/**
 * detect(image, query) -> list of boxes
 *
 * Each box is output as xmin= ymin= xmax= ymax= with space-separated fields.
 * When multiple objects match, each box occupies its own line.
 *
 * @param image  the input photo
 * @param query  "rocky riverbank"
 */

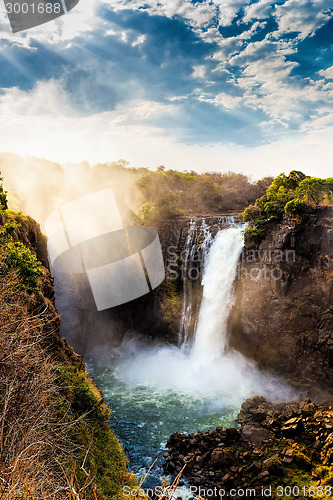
xmin=164 ymin=396 xmax=333 ymax=499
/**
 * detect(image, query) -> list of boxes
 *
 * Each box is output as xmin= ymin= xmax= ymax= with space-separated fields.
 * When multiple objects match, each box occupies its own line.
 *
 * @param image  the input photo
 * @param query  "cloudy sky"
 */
xmin=0 ymin=0 xmax=332 ymax=178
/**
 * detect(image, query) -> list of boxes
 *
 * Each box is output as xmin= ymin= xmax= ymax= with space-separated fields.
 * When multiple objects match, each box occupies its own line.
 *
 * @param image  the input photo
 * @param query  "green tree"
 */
xmin=0 ymin=220 xmax=44 ymax=294
xmin=242 ymin=170 xmax=333 ymax=245
xmin=285 ymin=198 xmax=306 ymax=216
xmin=297 ymin=177 xmax=325 ymax=205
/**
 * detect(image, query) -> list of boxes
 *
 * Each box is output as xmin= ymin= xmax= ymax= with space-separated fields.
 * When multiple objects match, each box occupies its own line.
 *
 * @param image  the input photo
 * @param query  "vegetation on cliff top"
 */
xmin=136 ymin=167 xmax=273 ymax=226
xmin=242 ymin=170 xmax=333 ymax=244
xmin=0 ymin=175 xmax=44 ymax=295
xmin=0 ymin=174 xmax=138 ymax=499
xmin=0 ymin=155 xmax=273 ymax=228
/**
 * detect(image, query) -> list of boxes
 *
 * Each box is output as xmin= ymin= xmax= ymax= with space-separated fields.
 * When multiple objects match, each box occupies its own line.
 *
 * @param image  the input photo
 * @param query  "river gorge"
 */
xmin=51 ymin=211 xmax=333 ymax=493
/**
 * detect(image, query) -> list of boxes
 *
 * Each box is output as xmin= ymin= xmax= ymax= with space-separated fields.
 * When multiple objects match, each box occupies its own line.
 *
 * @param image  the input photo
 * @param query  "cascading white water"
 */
xmin=178 ymin=218 xmax=223 ymax=346
xmin=80 ymin=220 xmax=297 ymax=491
xmin=191 ymin=226 xmax=244 ymax=364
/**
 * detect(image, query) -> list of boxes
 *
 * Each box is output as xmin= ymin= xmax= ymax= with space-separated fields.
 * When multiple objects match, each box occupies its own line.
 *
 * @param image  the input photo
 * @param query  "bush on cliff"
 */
xmin=284 ymin=198 xmax=307 ymax=217
xmin=242 ymin=171 xmax=333 ymax=245
xmin=0 ymin=218 xmax=44 ymax=295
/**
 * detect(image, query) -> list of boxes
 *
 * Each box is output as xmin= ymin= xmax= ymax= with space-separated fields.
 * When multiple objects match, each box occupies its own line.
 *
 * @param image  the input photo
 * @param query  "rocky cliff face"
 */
xmin=228 ymin=207 xmax=333 ymax=397
xmin=57 ymin=215 xmax=226 ymax=355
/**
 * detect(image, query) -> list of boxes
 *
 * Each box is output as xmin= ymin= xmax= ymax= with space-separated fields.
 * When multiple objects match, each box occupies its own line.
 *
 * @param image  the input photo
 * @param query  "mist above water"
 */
xmin=114 ymin=226 xmax=296 ymax=407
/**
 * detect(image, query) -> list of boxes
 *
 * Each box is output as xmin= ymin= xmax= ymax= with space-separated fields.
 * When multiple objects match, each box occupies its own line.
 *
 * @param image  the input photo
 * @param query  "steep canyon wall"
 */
xmin=228 ymin=207 xmax=333 ymax=396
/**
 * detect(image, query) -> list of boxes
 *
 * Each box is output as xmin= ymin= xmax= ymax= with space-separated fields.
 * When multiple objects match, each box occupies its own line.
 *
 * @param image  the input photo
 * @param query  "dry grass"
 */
xmin=126 ymin=463 xmax=204 ymax=500
xmin=0 ymin=268 xmax=91 ymax=499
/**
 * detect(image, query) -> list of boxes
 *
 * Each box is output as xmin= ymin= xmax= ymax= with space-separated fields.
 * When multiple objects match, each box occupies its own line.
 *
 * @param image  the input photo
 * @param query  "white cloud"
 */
xmin=192 ymin=65 xmax=206 ymax=79
xmin=0 ymin=80 xmax=72 ymax=116
xmin=216 ymin=36 xmax=333 ymax=125
xmin=0 ymin=79 xmax=331 ymax=181
xmin=319 ymin=66 xmax=333 ymax=80
xmin=213 ymin=0 xmax=250 ymax=26
xmin=109 ymin=0 xmax=216 ymax=28
xmin=204 ymin=91 xmax=242 ymax=109
xmin=243 ymin=0 xmax=274 ymax=22
xmin=274 ymin=0 xmax=332 ymax=39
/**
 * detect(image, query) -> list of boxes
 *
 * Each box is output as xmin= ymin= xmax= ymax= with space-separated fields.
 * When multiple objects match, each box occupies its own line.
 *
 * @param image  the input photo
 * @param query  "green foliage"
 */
xmin=242 ymin=204 xmax=262 ymax=222
xmin=0 ymin=220 xmax=44 ymax=294
xmin=57 ymin=366 xmax=106 ymax=419
xmin=297 ymin=177 xmax=329 ymax=205
xmin=285 ymin=198 xmax=306 ymax=216
xmin=242 ymin=170 xmax=333 ymax=245
xmin=56 ymin=366 xmax=137 ymax=499
xmin=242 ymin=221 xmax=267 ymax=244
xmin=161 ymin=281 xmax=182 ymax=326
xmin=0 ymin=173 xmax=42 ymax=294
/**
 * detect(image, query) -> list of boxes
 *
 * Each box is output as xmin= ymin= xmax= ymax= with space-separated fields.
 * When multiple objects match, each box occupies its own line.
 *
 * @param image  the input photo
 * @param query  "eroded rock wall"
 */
xmin=228 ymin=207 xmax=333 ymax=395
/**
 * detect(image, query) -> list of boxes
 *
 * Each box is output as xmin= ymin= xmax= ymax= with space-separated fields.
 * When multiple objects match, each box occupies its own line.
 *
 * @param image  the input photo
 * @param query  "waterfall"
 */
xmin=178 ymin=218 xmax=236 ymax=346
xmin=91 ymin=218 xmax=296 ymax=491
xmin=191 ymin=226 xmax=244 ymax=364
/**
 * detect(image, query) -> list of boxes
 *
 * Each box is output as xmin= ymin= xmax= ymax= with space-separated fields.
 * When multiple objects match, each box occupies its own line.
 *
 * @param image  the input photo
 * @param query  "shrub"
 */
xmin=0 ymin=220 xmax=44 ymax=294
xmin=242 ymin=170 xmax=333 ymax=245
xmin=0 ymin=172 xmax=8 ymax=211
xmin=242 ymin=204 xmax=262 ymax=222
xmin=285 ymin=198 xmax=307 ymax=216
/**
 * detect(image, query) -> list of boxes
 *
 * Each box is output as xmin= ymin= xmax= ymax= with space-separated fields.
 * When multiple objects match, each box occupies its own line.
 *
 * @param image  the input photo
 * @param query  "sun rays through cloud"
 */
xmin=0 ymin=0 xmax=332 ymax=175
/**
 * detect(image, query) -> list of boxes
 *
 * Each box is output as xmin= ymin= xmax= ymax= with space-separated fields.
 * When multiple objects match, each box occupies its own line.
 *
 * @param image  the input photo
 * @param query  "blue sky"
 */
xmin=0 ymin=0 xmax=332 ymax=178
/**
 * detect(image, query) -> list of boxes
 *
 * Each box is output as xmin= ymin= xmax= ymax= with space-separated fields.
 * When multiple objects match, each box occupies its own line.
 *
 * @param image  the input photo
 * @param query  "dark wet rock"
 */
xmin=164 ymin=396 xmax=333 ymax=495
xmin=241 ymin=425 xmax=274 ymax=446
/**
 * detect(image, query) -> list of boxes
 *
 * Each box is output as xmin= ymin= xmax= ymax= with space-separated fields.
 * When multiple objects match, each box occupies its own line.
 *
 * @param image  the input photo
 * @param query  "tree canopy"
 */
xmin=242 ymin=171 xmax=333 ymax=244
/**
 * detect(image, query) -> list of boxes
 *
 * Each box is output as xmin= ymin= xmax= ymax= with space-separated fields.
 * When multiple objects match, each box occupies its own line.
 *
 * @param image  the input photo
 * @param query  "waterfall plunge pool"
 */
xmin=86 ymin=341 xmax=294 ymax=488
xmin=86 ymin=346 xmax=242 ymax=488
xmin=85 ymin=226 xmax=296 ymax=488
